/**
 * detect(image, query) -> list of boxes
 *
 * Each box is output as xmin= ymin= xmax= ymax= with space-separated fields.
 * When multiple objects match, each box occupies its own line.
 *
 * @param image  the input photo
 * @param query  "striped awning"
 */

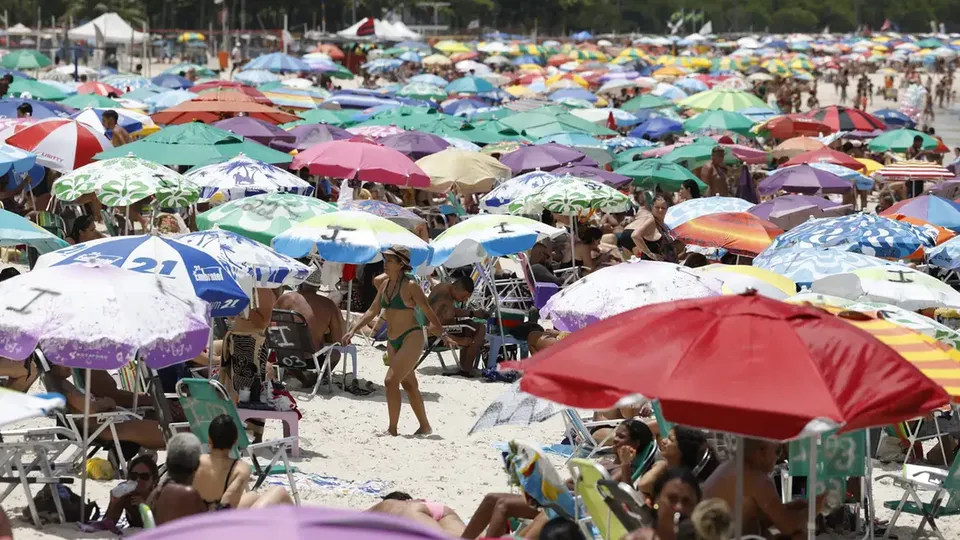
xmin=876 ymin=160 xmax=955 ymax=181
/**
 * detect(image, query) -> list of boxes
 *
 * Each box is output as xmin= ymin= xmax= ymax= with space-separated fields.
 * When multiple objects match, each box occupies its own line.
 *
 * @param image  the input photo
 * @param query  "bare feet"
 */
xmin=382 ymin=426 xmax=399 ymax=437
xmin=413 ymin=425 xmax=433 ymax=436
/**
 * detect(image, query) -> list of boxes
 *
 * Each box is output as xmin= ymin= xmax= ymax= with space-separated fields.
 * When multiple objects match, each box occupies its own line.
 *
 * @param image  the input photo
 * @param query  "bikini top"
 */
xmin=202 ymin=459 xmax=239 ymax=510
xmin=380 ymin=274 xmax=416 ymax=311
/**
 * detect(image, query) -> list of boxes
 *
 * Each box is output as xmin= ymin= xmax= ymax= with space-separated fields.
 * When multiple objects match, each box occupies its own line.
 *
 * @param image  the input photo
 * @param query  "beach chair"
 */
xmin=878 ymin=457 xmax=960 ymax=540
xmin=568 ymin=458 xmax=630 ymax=540
xmin=0 ymin=426 xmax=79 ymax=527
xmin=506 ymin=441 xmax=578 ymax=521
xmin=595 ymin=479 xmax=649 ymax=532
xmin=267 ymin=309 xmax=358 ymax=396
xmin=175 ymin=377 xmax=301 ymax=505
xmin=561 ymin=409 xmax=622 ymax=458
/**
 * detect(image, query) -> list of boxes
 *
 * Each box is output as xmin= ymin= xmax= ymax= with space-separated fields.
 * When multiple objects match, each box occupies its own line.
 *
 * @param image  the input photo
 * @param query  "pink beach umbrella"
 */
xmin=292 ymin=137 xmax=430 ymax=187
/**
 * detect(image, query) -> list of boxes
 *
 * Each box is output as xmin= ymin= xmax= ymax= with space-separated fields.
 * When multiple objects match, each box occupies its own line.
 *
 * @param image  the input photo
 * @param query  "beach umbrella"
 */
xmin=410 ymin=74 xmax=448 ymax=87
xmin=151 ymin=73 xmax=193 ymax=90
xmin=8 ymin=79 xmax=67 ymax=101
xmin=197 ymin=193 xmax=336 ymax=246
xmin=161 ymin=62 xmax=216 ymax=77
xmin=396 ymin=82 xmax=447 ymax=101
xmin=143 ymin=89 xmax=198 ymax=112
xmin=244 ymin=52 xmax=312 ymax=73
xmin=446 ymin=76 xmax=494 ymax=95
xmin=196 ymin=81 xmax=271 ymax=103
xmin=806 ymin=162 xmax=875 ymax=191
xmin=620 ymin=94 xmax=674 ymax=113
xmin=100 ymin=75 xmax=154 ymax=91
xmin=569 ymin=108 xmax=642 ymax=127
xmin=185 ymin=155 xmax=313 ymax=202
xmin=271 ymin=124 xmax=352 ymax=153
xmin=212 ymin=116 xmax=295 ymax=146
xmin=664 ymin=196 xmax=754 ymax=229
xmin=511 ymin=293 xmax=949 ymax=441
xmin=871 ymin=109 xmax=916 ymax=129
xmin=677 ymin=88 xmax=768 ymax=112
xmin=811 ymin=266 xmax=960 ymax=310
xmin=292 ymin=138 xmax=428 ymax=187
xmin=550 ymin=165 xmax=630 ymax=186
xmin=683 ymin=110 xmax=755 ymax=136
xmin=770 ymin=136 xmax=825 ymax=159
xmin=697 ymin=264 xmax=797 ymax=299
xmin=628 ymin=117 xmax=683 ymax=139
xmin=758 ymin=164 xmax=854 ymax=197
xmin=272 ymin=210 xmax=431 ymax=266
xmin=479 ymin=170 xmax=556 ymax=214
xmin=0 ymin=387 xmax=65 ymax=427
xmin=1 ymin=50 xmax=51 ymax=70
xmin=468 ymin=382 xmax=562 ymax=435
xmin=875 ymin=160 xmax=954 ymax=182
xmin=61 ymin=94 xmax=123 ymax=109
xmin=339 ymin=200 xmax=425 ymax=230
xmin=429 ymin=214 xmax=563 ymax=268
xmin=295 ymin=108 xmax=357 ymax=127
xmin=346 ymin=125 xmax=407 ymax=138
xmin=615 ymin=158 xmax=706 ymax=192
xmin=177 ymin=229 xmax=311 ymax=289
xmin=661 ymin=142 xmax=740 ymax=170
xmin=71 ymin=108 xmax=154 ymax=137
xmin=753 ymin=247 xmax=897 ymax=287
xmin=880 ymin=195 xmax=960 ymax=232
xmin=779 ymin=148 xmax=865 ymax=171
xmin=150 ymin=90 xmax=298 ymax=125
xmin=94 ymin=122 xmax=293 ymax=166
xmin=498 ymin=111 xmax=616 ymax=139
xmin=765 ymin=213 xmax=937 ymax=260
xmin=674 ymin=77 xmax=709 ymax=94
xmin=76 ymin=81 xmax=124 ymax=97
xmin=673 ymin=212 xmax=782 ymax=257
xmin=415 ymin=149 xmax=512 ymax=194
xmin=0 ymin=208 xmax=68 ymax=254
xmin=233 ymin=70 xmax=281 ymax=85
xmin=0 ymin=141 xmax=36 ymax=175
xmin=867 ymin=129 xmax=938 ymax=153
xmin=499 ymin=143 xmax=594 ymax=174
xmin=121 ymin=85 xmax=167 ymax=102
xmin=807 ymin=106 xmax=886 ymax=132
xmin=0 ymin=98 xmax=73 ymax=119
xmin=543 ymin=261 xmax=723 ymax=332
xmin=757 ymin=115 xmax=833 ymax=139
xmin=926 ymin=234 xmax=960 ymax=270
xmin=53 ymin=156 xmax=198 ymax=208
xmin=548 ymin=88 xmax=597 ymax=104
xmin=508 ymin=174 xmax=633 ymax=215
xmin=378 ymin=131 xmax=450 ymax=159
xmin=748 ymin=194 xmax=853 ymax=230
xmin=36 ymin=235 xmax=249 ymax=317
xmin=6 ymin=119 xmax=110 ymax=173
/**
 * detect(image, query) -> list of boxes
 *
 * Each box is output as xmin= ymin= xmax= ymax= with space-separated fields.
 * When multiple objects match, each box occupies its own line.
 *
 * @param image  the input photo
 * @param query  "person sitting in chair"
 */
xmin=274 ymin=267 xmax=345 ymax=384
xmin=147 ymin=433 xmax=207 ymax=526
xmin=428 ymin=275 xmax=488 ymax=377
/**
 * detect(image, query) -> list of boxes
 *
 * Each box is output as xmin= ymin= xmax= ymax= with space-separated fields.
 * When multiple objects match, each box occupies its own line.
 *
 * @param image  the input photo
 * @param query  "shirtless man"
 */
xmin=428 ymin=276 xmax=487 ymax=375
xmin=147 ymin=433 xmax=207 ymax=526
xmin=703 ymin=438 xmax=823 ymax=539
xmin=697 ymin=147 xmax=730 ymax=197
xmin=101 ymin=110 xmax=131 ymax=147
xmin=274 ymin=269 xmax=345 ymax=374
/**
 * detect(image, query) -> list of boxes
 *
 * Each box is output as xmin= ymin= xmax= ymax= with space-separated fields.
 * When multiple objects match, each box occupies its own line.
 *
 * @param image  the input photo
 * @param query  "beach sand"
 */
xmin=5 ymin=65 xmax=960 ymax=539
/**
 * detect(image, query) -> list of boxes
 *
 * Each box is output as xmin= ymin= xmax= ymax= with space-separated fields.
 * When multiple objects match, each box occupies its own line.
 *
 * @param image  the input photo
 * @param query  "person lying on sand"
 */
xmin=368 ymin=491 xmax=466 ymax=536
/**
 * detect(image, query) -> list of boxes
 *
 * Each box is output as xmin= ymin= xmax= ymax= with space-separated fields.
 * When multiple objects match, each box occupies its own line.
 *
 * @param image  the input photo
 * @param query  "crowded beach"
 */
xmin=4 ymin=14 xmax=960 ymax=540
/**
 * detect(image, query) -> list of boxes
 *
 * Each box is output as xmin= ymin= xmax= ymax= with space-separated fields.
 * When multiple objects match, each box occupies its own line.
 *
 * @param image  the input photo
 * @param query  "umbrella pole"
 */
xmin=343 ymin=279 xmax=352 ymax=384
xmin=79 ymin=368 xmax=91 ymax=524
xmin=132 ymin=356 xmax=139 ymax=410
xmin=808 ymin=435 xmax=819 ymax=540
xmin=734 ymin=435 xmax=744 ymax=539
xmin=569 ymin=214 xmax=578 ymax=280
xmin=863 ymin=430 xmax=875 ymax=540
xmin=479 ymin=261 xmax=507 ymax=366
xmin=208 ymin=319 xmax=217 ymax=380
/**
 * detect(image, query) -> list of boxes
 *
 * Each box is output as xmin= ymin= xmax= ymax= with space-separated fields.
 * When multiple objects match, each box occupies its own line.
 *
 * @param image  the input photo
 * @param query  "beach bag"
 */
xmin=26 ymin=484 xmax=100 ymax=524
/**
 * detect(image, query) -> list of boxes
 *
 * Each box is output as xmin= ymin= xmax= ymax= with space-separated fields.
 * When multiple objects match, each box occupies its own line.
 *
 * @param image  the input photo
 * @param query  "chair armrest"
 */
xmin=248 ymin=436 xmax=299 ymax=453
xmin=67 ymin=410 xmax=144 ymax=421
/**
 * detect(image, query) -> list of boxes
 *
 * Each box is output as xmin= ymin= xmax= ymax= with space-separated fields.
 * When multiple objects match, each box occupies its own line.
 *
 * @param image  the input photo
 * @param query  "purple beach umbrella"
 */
xmin=135 ymin=507 xmax=454 ymax=540
xmin=551 ymin=165 xmax=631 ymax=186
xmin=499 ymin=143 xmax=597 ymax=174
xmin=213 ymin=117 xmax=296 ymax=147
xmin=379 ymin=130 xmax=451 ymax=159
xmin=271 ymin=123 xmax=353 ymax=152
xmin=749 ymin=194 xmax=853 ymax=230
xmin=757 ymin=164 xmax=854 ymax=197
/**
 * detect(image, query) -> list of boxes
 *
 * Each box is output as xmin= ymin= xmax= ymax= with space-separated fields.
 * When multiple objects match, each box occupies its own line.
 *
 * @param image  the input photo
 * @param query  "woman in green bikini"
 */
xmin=342 ymin=246 xmax=453 ymax=436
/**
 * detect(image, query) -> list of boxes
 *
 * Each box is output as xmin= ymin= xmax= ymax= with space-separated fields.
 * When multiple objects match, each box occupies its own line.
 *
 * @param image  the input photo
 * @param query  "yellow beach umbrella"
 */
xmin=855 ymin=158 xmax=884 ymax=175
xmin=434 ymin=40 xmax=471 ymax=54
xmin=652 ymin=66 xmax=687 ymax=79
xmin=545 ymin=73 xmax=588 ymax=88
xmin=422 ymin=54 xmax=452 ymax=66
xmin=415 ymin=149 xmax=512 ymax=194
xmin=505 ymin=85 xmax=537 ymax=97
xmin=698 ymin=265 xmax=797 ymax=298
xmin=518 ymin=64 xmax=546 ymax=74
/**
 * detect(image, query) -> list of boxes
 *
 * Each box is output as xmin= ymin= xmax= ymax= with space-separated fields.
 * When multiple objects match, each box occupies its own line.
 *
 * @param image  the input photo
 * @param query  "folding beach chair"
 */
xmin=595 ymin=479 xmax=648 ymax=532
xmin=878 ymin=457 xmax=960 ymax=540
xmin=175 ymin=377 xmax=301 ymax=504
xmin=267 ymin=309 xmax=358 ymax=396
xmin=561 ymin=409 xmax=622 ymax=458
xmin=568 ymin=458 xmax=631 ymax=540
xmin=0 ymin=426 xmax=79 ymax=527
xmin=507 ymin=441 xmax=578 ymax=520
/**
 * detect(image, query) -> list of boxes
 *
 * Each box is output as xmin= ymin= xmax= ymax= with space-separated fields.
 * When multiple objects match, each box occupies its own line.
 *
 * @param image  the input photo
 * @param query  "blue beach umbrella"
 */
xmin=446 ymin=76 xmax=494 ymax=95
xmin=629 ymin=117 xmax=683 ymax=139
xmin=0 ymin=98 xmax=73 ymax=119
xmin=753 ymin=246 xmax=899 ymax=287
xmin=151 ymin=73 xmax=193 ymax=89
xmin=0 ymin=143 xmax=36 ymax=176
xmin=765 ymin=213 xmax=938 ymax=259
xmin=244 ymin=52 xmax=312 ymax=73
xmin=429 ymin=214 xmax=563 ymax=267
xmin=177 ymin=229 xmax=311 ymax=289
xmin=144 ymin=89 xmax=197 ymax=112
xmin=410 ymin=74 xmax=448 ymax=86
xmin=479 ymin=171 xmax=557 ymax=214
xmin=872 ymin=108 xmax=917 ymax=129
xmin=233 ymin=70 xmax=280 ymax=85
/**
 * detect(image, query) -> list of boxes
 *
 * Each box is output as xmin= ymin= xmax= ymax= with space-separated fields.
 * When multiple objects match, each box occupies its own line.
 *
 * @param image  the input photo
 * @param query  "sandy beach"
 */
xmin=4 ymin=60 xmax=960 ymax=540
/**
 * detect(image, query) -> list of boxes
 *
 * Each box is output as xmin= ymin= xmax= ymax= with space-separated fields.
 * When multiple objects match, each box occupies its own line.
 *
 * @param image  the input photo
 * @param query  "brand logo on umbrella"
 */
xmin=192 ymin=265 xmax=225 ymax=282
xmin=75 ymin=252 xmax=123 ymax=265
xmin=885 ymin=269 xmax=914 ymax=283
xmin=321 ymin=225 xmax=356 ymax=242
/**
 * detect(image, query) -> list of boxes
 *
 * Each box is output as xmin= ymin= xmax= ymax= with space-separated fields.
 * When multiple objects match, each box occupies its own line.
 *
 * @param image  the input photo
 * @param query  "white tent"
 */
xmin=389 ymin=21 xmax=422 ymax=40
xmin=68 ymin=13 xmax=145 ymax=44
xmin=337 ymin=17 xmax=420 ymax=40
xmin=7 ymin=23 xmax=33 ymax=36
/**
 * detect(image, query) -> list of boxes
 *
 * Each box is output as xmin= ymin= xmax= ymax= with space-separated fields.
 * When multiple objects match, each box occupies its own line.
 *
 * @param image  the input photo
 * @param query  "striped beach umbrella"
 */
xmin=876 ymin=160 xmax=954 ymax=182
xmin=6 ymin=118 xmax=111 ymax=173
xmin=807 ymin=106 xmax=886 ymax=132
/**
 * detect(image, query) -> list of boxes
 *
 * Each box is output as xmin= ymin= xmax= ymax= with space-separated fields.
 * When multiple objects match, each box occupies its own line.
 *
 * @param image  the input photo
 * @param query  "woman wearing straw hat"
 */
xmin=342 ymin=246 xmax=452 ymax=436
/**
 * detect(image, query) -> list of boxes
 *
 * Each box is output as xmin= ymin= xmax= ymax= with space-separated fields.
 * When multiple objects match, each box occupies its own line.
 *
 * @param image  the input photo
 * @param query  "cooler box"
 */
xmin=491 ymin=308 xmax=527 ymax=330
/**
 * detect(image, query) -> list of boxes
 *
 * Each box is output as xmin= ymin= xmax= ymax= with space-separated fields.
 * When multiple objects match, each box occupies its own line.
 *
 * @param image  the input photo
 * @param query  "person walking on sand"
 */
xmin=341 ymin=246 xmax=453 ymax=436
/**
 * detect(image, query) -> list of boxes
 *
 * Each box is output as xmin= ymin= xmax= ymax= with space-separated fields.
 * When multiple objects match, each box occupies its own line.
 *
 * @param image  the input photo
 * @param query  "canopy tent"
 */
xmin=68 ymin=13 xmax=146 ymax=44
xmin=337 ymin=17 xmax=421 ymax=40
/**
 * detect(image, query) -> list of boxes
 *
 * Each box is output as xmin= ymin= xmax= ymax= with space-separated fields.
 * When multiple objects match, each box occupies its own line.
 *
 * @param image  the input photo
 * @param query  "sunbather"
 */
xmin=639 ymin=427 xmax=720 ymax=499
xmin=341 ymin=246 xmax=452 ymax=436
xmin=592 ymin=419 xmax=656 ymax=483
xmin=105 ymin=455 xmax=159 ymax=528
xmin=623 ymin=468 xmax=703 ymax=540
xmin=428 ymin=275 xmax=488 ymax=376
xmin=368 ymin=491 xmax=466 ymax=536
xmin=702 ymin=438 xmax=824 ymax=539
xmin=85 ymin=369 xmax=152 ymax=410
xmin=192 ymin=414 xmax=293 ymax=509
xmin=0 ymin=357 xmax=38 ymax=392
xmin=274 ymin=267 xmax=345 ymax=376
xmin=147 ymin=433 xmax=207 ymax=526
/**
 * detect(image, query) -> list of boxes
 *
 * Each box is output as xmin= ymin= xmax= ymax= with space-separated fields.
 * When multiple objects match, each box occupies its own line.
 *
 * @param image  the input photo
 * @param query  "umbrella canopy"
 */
xmin=550 ymin=165 xmax=630 ymax=186
xmin=272 ymin=210 xmax=431 ymax=265
xmin=780 ymin=148 xmax=865 ymax=171
xmin=542 ymin=261 xmax=723 ymax=332
xmin=753 ymin=247 xmax=898 ymax=287
xmin=151 ymin=74 xmax=193 ymax=90
xmin=683 ymin=110 xmax=755 ymax=136
xmin=758 ymin=164 xmax=854 ymax=196
xmin=151 ymin=90 xmax=298 ymax=125
xmin=665 ymin=196 xmax=754 ymax=229
xmin=698 ymin=264 xmax=797 ymax=299
xmin=867 ymin=129 xmax=938 ymax=153
xmin=292 ymin=138 xmax=429 ymax=187
xmin=479 ymin=171 xmax=556 ymax=214
xmin=508 ymin=175 xmax=633 ymax=215
xmin=499 ymin=143 xmax=594 ymax=174
xmin=871 ymin=109 xmax=916 ymax=129
xmin=186 ymin=154 xmax=314 ymax=202
xmin=429 ymin=215 xmax=564 ymax=268
xmin=927 ymin=235 xmax=960 ymax=270
xmin=881 ymin=195 xmax=960 ymax=232
xmin=875 ymin=161 xmax=954 ymax=182
xmin=673 ymin=212 xmax=783 ymax=256
xmin=212 ymin=117 xmax=296 ymax=146
xmin=339 ymin=200 xmax=425 ymax=230
xmin=0 ymin=142 xmax=36 ymax=176
xmin=197 ymin=193 xmax=336 ymax=246
xmin=95 ymin=122 xmax=294 ymax=166
xmin=71 ymin=108 xmax=154 ymax=137
xmin=1 ymin=50 xmax=51 ymax=70
xmin=0 ymin=98 xmax=73 ymax=120
xmin=620 ymin=94 xmax=674 ymax=112
xmin=76 ymin=81 xmax=124 ymax=97
xmin=446 ymin=76 xmax=494 ymax=95
xmin=52 ymin=156 xmax=198 ymax=208
xmin=807 ymin=106 xmax=886 ymax=132
xmin=0 ymin=265 xmax=210 ymax=369
xmin=378 ymin=131 xmax=450 ymax=159
xmin=758 ymin=115 xmax=833 ymax=139
xmin=749 ymin=194 xmax=853 ymax=230
xmin=677 ymin=88 xmax=768 ymax=112
xmin=629 ymin=117 xmax=684 ymax=139
xmin=0 ymin=207 xmax=69 ymax=253
xmin=771 ymin=136 xmax=825 ymax=159
xmin=176 ymin=229 xmax=310 ymax=289
xmin=415 ymin=149 xmax=512 ymax=194
xmin=271 ymin=124 xmax=353 ymax=152
xmin=6 ymin=119 xmax=111 ymax=173
xmin=812 ymin=266 xmax=960 ymax=310
xmin=498 ymin=111 xmax=616 ymax=139
xmin=512 ymin=293 xmax=949 ymax=440
xmin=143 ymin=89 xmax=198 ymax=112
xmin=244 ymin=52 xmax=312 ymax=73
xmin=765 ymin=213 xmax=937 ymax=260
xmin=615 ymin=158 xmax=706 ymax=192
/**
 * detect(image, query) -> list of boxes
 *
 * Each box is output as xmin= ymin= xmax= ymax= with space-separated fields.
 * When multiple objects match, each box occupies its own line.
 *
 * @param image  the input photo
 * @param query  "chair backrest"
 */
xmin=117 ymin=362 xmax=140 ymax=393
xmin=267 ymin=310 xmax=316 ymax=372
xmin=175 ymin=378 xmax=250 ymax=457
xmin=568 ymin=458 xmax=629 ymax=540
xmin=508 ymin=441 xmax=578 ymax=519
xmin=651 ymin=400 xmax=675 ymax=439
xmin=562 ymin=409 xmax=598 ymax=450
xmin=595 ymin=479 xmax=649 ymax=532
xmin=631 ymin=442 xmax=657 ymax=484
xmin=936 ymin=454 xmax=960 ymax=502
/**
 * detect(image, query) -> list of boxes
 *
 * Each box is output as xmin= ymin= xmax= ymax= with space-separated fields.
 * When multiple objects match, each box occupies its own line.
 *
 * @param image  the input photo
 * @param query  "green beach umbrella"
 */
xmin=1 ymin=50 xmax=51 ymax=70
xmin=683 ymin=110 xmax=756 ymax=136
xmin=53 ymin=156 xmax=199 ymax=207
xmin=508 ymin=175 xmax=633 ymax=215
xmin=94 ymin=123 xmax=293 ymax=166
xmin=162 ymin=63 xmax=217 ymax=77
xmin=61 ymin=94 xmax=124 ymax=109
xmin=867 ymin=129 xmax=939 ymax=153
xmin=9 ymin=79 xmax=67 ymax=101
xmin=678 ymin=88 xmax=768 ymax=112
xmin=370 ymin=106 xmax=438 ymax=120
xmin=0 ymin=208 xmax=68 ymax=254
xmin=614 ymin=158 xmax=708 ymax=191
xmin=446 ymin=76 xmax=494 ymax=94
xmin=470 ymin=108 xmax=516 ymax=121
xmin=499 ymin=111 xmax=616 ymax=139
xmin=621 ymin=94 xmax=674 ymax=112
xmin=611 ymin=147 xmax=653 ymax=169
xmin=663 ymin=141 xmax=739 ymax=169
xmin=197 ymin=192 xmax=338 ymax=245
xmin=294 ymin=108 xmax=357 ymax=127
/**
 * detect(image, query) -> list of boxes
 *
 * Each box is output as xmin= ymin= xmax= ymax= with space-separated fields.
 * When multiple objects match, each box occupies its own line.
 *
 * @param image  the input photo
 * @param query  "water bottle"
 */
xmin=238 ymin=386 xmax=251 ymax=403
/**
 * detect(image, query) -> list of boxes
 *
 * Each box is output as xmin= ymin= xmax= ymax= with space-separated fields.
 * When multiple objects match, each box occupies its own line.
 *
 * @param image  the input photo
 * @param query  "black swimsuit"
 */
xmin=202 ymin=459 xmax=239 ymax=510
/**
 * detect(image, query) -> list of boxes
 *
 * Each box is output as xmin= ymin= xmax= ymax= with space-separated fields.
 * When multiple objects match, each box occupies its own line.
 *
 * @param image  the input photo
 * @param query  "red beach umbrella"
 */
xmin=672 ymin=212 xmax=783 ymax=256
xmin=779 ymin=148 xmax=866 ymax=171
xmin=805 ymin=105 xmax=886 ymax=132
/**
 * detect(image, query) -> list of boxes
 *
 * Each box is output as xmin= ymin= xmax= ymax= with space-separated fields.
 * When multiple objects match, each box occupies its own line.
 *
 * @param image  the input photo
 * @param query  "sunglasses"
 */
xmin=129 ymin=472 xmax=153 ymax=481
